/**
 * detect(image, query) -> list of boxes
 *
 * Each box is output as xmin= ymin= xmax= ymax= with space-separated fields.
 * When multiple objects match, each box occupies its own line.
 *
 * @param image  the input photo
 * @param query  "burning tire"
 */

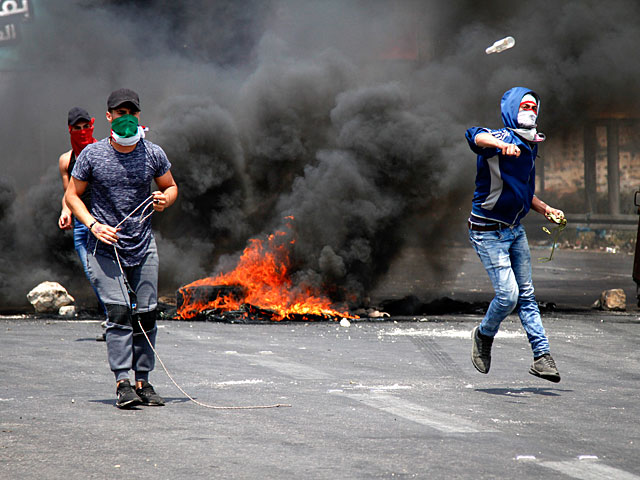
xmin=176 ymin=284 xmax=246 ymax=319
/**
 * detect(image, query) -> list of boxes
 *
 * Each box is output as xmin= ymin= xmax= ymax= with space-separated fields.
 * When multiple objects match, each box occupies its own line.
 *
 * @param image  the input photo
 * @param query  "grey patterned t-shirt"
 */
xmin=72 ymin=138 xmax=171 ymax=266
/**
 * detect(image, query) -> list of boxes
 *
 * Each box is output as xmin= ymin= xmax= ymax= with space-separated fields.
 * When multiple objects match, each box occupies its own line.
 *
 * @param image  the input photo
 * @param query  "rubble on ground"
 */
xmin=592 ymin=288 xmax=626 ymax=311
xmin=26 ymin=281 xmax=75 ymax=313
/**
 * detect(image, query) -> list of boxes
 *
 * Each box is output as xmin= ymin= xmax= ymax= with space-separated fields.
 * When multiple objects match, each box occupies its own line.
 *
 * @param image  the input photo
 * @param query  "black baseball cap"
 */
xmin=107 ymin=88 xmax=140 ymax=112
xmin=68 ymin=107 xmax=91 ymax=126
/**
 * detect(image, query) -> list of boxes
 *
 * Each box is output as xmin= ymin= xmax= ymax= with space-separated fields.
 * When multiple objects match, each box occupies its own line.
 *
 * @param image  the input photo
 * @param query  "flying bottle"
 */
xmin=485 ymin=36 xmax=515 ymax=54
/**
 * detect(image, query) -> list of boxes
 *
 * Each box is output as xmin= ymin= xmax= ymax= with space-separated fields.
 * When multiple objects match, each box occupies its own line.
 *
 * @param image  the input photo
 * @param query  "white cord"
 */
xmin=138 ymin=323 xmax=291 ymax=410
xmin=92 ymin=195 xmax=155 ymax=256
xmin=115 ymin=194 xmax=155 ymax=228
xmin=110 ymin=196 xmax=291 ymax=410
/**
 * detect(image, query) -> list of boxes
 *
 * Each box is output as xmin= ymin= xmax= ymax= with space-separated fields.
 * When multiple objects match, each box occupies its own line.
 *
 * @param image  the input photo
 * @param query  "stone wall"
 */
xmin=538 ymin=122 xmax=640 ymax=214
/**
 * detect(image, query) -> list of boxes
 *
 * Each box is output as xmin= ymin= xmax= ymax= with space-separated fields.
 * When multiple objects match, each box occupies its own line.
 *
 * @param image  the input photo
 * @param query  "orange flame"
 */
xmin=177 ymin=221 xmax=355 ymax=321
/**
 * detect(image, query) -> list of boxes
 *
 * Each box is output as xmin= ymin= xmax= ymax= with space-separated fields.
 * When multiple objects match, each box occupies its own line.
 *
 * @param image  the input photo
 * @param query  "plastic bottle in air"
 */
xmin=485 ymin=36 xmax=515 ymax=55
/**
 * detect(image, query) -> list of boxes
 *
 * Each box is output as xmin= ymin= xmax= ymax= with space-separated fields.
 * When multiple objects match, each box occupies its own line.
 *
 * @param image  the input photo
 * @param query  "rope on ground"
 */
xmin=111 ymin=196 xmax=290 ymax=410
xmin=138 ymin=323 xmax=291 ymax=410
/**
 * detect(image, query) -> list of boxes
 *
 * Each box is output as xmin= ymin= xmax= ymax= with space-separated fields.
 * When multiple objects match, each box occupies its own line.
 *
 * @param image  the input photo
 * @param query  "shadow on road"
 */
xmin=475 ymin=387 xmax=572 ymax=397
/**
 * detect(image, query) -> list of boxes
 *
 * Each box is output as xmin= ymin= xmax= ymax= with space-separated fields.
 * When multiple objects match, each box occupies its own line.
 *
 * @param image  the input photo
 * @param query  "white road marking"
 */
xmin=241 ymin=355 xmax=333 ymax=379
xmin=214 ymin=379 xmax=265 ymax=386
xmin=340 ymin=392 xmax=499 ymax=434
xmin=349 ymin=383 xmax=412 ymax=391
xmin=539 ymin=460 xmax=640 ymax=480
xmin=383 ymin=327 xmax=524 ymax=339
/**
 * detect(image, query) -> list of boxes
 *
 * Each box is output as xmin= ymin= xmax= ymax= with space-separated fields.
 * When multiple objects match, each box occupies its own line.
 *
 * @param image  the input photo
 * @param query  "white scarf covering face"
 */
xmin=517 ymin=110 xmax=537 ymax=128
xmin=511 ymin=95 xmax=545 ymax=142
xmin=111 ymin=125 xmax=146 ymax=146
xmin=510 ymin=126 xmax=546 ymax=143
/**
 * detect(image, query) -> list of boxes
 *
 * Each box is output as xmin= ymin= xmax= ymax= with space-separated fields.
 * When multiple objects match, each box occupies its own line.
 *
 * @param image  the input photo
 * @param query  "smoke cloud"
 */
xmin=1 ymin=0 xmax=639 ymax=309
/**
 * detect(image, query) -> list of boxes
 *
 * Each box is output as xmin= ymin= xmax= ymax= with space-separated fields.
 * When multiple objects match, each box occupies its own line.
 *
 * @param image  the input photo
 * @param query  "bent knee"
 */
xmin=105 ymin=304 xmax=132 ymax=329
xmin=496 ymin=288 xmax=519 ymax=311
xmin=133 ymin=310 xmax=157 ymax=334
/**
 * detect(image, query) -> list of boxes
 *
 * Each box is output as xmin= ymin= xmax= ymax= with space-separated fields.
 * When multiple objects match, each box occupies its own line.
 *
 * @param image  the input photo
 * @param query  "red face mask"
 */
xmin=69 ymin=118 xmax=96 ymax=157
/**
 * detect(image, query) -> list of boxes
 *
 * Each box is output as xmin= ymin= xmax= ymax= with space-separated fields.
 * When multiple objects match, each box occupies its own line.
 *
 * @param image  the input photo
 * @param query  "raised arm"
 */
xmin=474 ymin=132 xmax=521 ymax=157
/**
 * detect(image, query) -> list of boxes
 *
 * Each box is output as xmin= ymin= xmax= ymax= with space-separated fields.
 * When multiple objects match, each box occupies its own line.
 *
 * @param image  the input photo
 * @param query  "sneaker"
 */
xmin=116 ymin=379 xmax=143 ymax=409
xmin=136 ymin=380 xmax=165 ymax=406
xmin=471 ymin=326 xmax=493 ymax=374
xmin=96 ymin=332 xmax=106 ymax=342
xmin=529 ymin=353 xmax=561 ymax=383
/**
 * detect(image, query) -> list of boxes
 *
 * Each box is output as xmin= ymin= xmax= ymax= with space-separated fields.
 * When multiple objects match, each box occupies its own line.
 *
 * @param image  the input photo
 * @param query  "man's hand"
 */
xmin=474 ymin=133 xmax=520 ymax=157
xmin=91 ymin=222 xmax=120 ymax=245
xmin=545 ymin=207 xmax=566 ymax=225
xmin=151 ymin=190 xmax=169 ymax=212
xmin=499 ymin=141 xmax=520 ymax=157
xmin=58 ymin=209 xmax=73 ymax=230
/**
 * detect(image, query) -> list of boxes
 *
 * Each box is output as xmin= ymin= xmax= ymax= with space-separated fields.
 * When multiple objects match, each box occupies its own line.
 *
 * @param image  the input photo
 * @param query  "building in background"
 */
xmin=539 ymin=116 xmax=640 ymax=216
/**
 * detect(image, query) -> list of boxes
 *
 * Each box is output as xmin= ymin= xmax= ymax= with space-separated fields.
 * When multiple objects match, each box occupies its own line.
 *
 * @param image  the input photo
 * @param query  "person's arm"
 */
xmin=531 ymin=195 xmax=565 ymax=223
xmin=65 ymin=177 xmax=119 ymax=245
xmin=151 ymin=170 xmax=178 ymax=212
xmin=474 ymin=132 xmax=521 ymax=157
xmin=58 ymin=151 xmax=73 ymax=230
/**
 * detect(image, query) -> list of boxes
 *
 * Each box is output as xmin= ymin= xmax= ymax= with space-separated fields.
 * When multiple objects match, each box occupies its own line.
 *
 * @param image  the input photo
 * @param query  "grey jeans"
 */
xmin=87 ymin=238 xmax=159 ymax=380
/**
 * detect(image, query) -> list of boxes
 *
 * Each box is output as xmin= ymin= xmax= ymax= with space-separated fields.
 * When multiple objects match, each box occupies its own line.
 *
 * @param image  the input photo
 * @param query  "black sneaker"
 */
xmin=471 ymin=326 xmax=493 ymax=374
xmin=136 ymin=380 xmax=165 ymax=406
xmin=116 ymin=379 xmax=143 ymax=409
xmin=529 ymin=353 xmax=561 ymax=383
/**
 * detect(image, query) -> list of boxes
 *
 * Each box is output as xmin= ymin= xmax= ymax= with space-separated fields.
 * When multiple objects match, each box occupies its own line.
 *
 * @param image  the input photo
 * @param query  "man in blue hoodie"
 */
xmin=466 ymin=87 xmax=563 ymax=383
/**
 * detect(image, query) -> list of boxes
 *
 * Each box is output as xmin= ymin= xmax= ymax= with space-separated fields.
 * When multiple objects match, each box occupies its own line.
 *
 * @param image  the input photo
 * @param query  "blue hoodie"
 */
xmin=465 ymin=87 xmax=540 ymax=225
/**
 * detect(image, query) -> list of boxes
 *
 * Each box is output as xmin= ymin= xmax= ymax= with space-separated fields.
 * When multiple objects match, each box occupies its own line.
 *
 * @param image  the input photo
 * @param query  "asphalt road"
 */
xmin=370 ymin=245 xmax=638 ymax=311
xmin=2 ymin=242 xmax=639 ymax=479
xmin=1 ymin=311 xmax=639 ymax=480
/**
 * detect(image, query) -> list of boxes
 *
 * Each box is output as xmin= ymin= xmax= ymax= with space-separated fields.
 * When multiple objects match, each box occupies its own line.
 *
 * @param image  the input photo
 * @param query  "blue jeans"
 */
xmin=74 ymin=218 xmax=106 ymax=316
xmin=469 ymin=224 xmax=550 ymax=356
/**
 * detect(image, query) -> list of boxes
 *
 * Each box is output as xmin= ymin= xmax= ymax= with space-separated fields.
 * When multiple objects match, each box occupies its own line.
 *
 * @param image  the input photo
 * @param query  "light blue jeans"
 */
xmin=469 ymin=224 xmax=550 ymax=356
xmin=74 ymin=218 xmax=106 ymax=316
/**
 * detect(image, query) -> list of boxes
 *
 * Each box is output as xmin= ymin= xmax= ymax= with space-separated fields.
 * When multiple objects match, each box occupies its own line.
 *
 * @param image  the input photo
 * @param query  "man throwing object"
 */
xmin=466 ymin=87 xmax=562 ymax=383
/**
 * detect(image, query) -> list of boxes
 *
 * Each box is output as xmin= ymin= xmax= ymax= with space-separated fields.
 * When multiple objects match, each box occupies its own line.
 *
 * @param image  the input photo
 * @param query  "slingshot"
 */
xmin=538 ymin=213 xmax=567 ymax=263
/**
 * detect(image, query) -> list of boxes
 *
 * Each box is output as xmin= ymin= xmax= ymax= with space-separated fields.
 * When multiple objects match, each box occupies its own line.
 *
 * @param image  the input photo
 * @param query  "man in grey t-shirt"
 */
xmin=65 ymin=88 xmax=178 ymax=409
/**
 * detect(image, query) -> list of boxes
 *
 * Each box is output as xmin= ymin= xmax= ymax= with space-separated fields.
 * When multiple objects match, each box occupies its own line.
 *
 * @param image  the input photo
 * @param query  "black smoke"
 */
xmin=1 ymin=0 xmax=639 ymax=309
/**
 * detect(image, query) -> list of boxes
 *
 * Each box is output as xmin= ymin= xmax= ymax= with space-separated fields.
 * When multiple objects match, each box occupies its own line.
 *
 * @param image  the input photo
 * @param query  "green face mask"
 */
xmin=111 ymin=114 xmax=139 ymax=138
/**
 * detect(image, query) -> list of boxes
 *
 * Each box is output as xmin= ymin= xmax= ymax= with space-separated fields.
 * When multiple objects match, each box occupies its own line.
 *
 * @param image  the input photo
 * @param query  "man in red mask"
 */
xmin=58 ymin=107 xmax=107 ymax=330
